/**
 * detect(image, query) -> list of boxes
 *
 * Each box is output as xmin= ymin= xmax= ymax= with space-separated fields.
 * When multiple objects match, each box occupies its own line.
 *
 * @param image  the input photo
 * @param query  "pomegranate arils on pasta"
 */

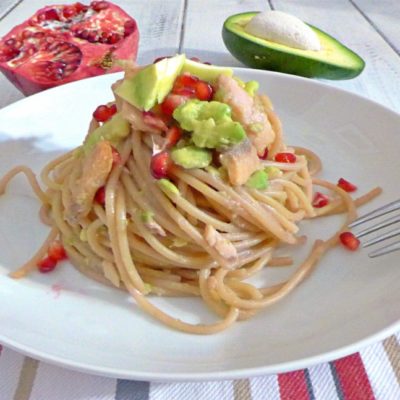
xmin=337 ymin=178 xmax=357 ymax=192
xmin=151 ymin=152 xmax=171 ymax=179
xmin=312 ymin=192 xmax=329 ymax=208
xmin=165 ymin=126 xmax=182 ymax=148
xmin=274 ymin=152 xmax=297 ymax=163
xmin=95 ymin=187 xmax=106 ymax=205
xmin=37 ymin=256 xmax=58 ymax=273
xmin=160 ymin=94 xmax=188 ymax=117
xmin=195 ymin=81 xmax=213 ymax=101
xmin=48 ymin=241 xmax=67 ymax=262
xmin=93 ymin=104 xmax=117 ymax=122
xmin=258 ymin=147 xmax=269 ymax=160
xmin=339 ymin=232 xmax=360 ymax=251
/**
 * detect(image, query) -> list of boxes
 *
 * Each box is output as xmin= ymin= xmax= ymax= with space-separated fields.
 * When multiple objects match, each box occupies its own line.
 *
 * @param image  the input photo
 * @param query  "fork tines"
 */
xmin=349 ymin=199 xmax=400 ymax=258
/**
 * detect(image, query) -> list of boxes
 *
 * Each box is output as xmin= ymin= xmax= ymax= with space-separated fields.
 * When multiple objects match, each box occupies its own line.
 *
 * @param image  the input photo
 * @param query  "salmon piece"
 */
xmin=220 ymin=139 xmax=261 ymax=186
xmin=204 ymin=224 xmax=238 ymax=263
xmin=216 ymin=75 xmax=275 ymax=154
xmin=67 ymin=141 xmax=114 ymax=223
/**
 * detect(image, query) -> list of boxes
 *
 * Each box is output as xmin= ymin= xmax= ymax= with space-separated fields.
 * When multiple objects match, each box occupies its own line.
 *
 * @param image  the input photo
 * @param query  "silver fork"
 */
xmin=348 ymin=199 xmax=400 ymax=258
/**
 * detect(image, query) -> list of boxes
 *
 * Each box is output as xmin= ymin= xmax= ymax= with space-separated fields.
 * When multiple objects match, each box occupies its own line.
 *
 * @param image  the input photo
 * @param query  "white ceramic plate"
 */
xmin=0 ymin=67 xmax=399 ymax=382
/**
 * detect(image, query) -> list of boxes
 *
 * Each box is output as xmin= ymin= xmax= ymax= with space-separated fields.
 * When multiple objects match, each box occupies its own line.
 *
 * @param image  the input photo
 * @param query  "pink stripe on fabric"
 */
xmin=278 ymin=370 xmax=310 ymax=400
xmin=333 ymin=353 xmax=375 ymax=400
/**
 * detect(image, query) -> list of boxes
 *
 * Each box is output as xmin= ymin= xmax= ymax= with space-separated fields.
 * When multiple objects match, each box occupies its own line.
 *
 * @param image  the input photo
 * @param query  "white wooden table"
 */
xmin=0 ymin=1 xmax=399 ymax=399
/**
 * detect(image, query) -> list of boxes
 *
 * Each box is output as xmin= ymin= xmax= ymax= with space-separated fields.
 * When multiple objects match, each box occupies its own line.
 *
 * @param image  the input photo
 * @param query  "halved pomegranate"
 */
xmin=0 ymin=1 xmax=139 ymax=95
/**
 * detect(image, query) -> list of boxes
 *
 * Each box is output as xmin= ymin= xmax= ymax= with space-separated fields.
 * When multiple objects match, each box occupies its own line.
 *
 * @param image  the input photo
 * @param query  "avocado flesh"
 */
xmin=182 ymin=59 xmax=233 ymax=83
xmin=223 ymin=12 xmax=365 ymax=80
xmin=115 ymin=54 xmax=186 ymax=111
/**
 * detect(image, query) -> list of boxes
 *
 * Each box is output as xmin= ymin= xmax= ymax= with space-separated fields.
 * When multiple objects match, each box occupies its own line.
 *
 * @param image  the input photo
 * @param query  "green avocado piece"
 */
xmin=171 ymin=145 xmax=212 ymax=169
xmin=173 ymin=99 xmax=246 ymax=148
xmin=115 ymin=54 xmax=186 ymax=111
xmin=246 ymin=170 xmax=269 ymax=190
xmin=157 ymin=179 xmax=180 ymax=196
xmin=181 ymin=58 xmax=233 ymax=83
xmin=222 ymin=12 xmax=365 ymax=80
xmin=83 ymin=112 xmax=130 ymax=153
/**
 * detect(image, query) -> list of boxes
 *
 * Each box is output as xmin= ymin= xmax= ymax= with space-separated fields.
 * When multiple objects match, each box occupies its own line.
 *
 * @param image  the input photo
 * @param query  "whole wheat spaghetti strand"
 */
xmin=9 ymin=227 xmax=58 ymax=279
xmin=0 ymin=165 xmax=48 ymax=204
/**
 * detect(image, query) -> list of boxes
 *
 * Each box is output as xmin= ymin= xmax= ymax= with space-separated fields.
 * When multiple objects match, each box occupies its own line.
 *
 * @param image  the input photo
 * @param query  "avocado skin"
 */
xmin=222 ymin=12 xmax=365 ymax=80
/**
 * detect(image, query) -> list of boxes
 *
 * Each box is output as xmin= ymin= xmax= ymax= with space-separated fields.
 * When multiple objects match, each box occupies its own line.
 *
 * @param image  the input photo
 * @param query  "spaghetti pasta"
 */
xmin=0 ymin=56 xmax=382 ymax=334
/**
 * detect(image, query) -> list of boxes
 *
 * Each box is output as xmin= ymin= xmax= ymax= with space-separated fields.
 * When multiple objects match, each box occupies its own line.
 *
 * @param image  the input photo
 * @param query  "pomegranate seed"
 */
xmin=63 ymin=6 xmax=76 ymax=19
xmin=274 ymin=152 xmax=297 ymax=163
xmin=165 ymin=126 xmax=182 ymax=148
xmin=195 ymin=81 xmax=213 ymax=101
xmin=75 ymin=3 xmax=89 ymax=13
xmin=95 ymin=186 xmax=106 ymax=205
xmin=48 ymin=241 xmax=67 ymax=261
xmin=22 ymin=30 xmax=34 ymax=39
xmin=108 ymin=103 xmax=117 ymax=116
xmin=337 ymin=178 xmax=357 ymax=192
xmin=312 ymin=192 xmax=329 ymax=208
xmin=258 ymin=147 xmax=269 ymax=160
xmin=339 ymin=231 xmax=360 ymax=251
xmin=124 ymin=20 xmax=137 ymax=36
xmin=174 ymin=73 xmax=199 ymax=90
xmin=160 ymin=94 xmax=188 ymax=117
xmin=0 ymin=46 xmax=20 ymax=61
xmin=33 ymin=31 xmax=45 ymax=39
xmin=39 ymin=9 xmax=60 ymax=21
xmin=93 ymin=104 xmax=114 ymax=122
xmin=106 ymin=33 xmax=121 ymax=44
xmin=151 ymin=151 xmax=171 ymax=179
xmin=5 ymin=38 xmax=16 ymax=47
xmin=86 ymin=31 xmax=98 ymax=43
xmin=91 ymin=1 xmax=109 ymax=12
xmin=37 ymin=256 xmax=58 ymax=273
xmin=172 ymin=87 xmax=196 ymax=96
xmin=111 ymin=146 xmax=121 ymax=165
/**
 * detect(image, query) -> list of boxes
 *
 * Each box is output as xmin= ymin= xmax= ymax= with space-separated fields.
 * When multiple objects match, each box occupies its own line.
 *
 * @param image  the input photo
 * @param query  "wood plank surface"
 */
xmin=182 ymin=0 xmax=269 ymax=65
xmin=352 ymin=0 xmax=400 ymax=55
xmin=271 ymin=0 xmax=400 ymax=112
xmin=0 ymin=0 xmax=21 ymax=20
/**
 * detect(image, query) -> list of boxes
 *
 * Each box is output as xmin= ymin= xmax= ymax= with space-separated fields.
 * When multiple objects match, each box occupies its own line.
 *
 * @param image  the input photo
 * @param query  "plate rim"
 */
xmin=0 ymin=65 xmax=399 ymax=381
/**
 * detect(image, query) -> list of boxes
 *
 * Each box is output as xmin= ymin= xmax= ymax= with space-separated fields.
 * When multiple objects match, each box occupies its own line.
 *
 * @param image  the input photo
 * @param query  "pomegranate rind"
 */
xmin=0 ymin=2 xmax=139 ymax=95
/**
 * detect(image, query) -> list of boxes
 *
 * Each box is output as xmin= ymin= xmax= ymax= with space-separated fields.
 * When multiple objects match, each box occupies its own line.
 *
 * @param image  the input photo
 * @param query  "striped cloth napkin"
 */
xmin=1 ymin=333 xmax=399 ymax=400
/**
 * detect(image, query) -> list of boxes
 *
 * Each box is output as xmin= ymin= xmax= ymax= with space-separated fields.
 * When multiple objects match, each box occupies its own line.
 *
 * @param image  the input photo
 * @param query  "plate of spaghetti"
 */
xmin=0 ymin=55 xmax=399 ymax=381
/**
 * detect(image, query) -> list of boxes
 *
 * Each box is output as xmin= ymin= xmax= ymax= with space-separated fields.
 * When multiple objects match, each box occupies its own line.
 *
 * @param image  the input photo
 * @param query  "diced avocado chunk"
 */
xmin=173 ymin=100 xmax=246 ymax=148
xmin=115 ymin=54 xmax=186 ymax=111
xmin=245 ymin=170 xmax=269 ymax=190
xmin=157 ymin=179 xmax=180 ymax=196
xmin=171 ymin=145 xmax=212 ymax=169
xmin=83 ymin=112 xmax=130 ymax=153
xmin=181 ymin=58 xmax=233 ymax=83
xmin=245 ymin=80 xmax=259 ymax=96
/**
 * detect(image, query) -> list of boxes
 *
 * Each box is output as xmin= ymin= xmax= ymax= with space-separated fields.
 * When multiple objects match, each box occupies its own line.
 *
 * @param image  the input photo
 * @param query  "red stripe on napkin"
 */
xmin=333 ymin=353 xmax=375 ymax=400
xmin=278 ymin=370 xmax=310 ymax=400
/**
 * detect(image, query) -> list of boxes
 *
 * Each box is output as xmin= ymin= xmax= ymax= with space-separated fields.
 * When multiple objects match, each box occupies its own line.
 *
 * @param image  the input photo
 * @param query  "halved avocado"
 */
xmin=222 ymin=12 xmax=365 ymax=80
